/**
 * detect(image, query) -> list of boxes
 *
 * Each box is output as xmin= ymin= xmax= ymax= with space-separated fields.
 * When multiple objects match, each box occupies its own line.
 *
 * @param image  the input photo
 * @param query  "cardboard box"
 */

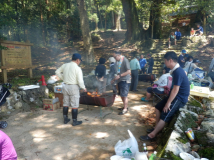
xmin=54 ymin=85 xmax=62 ymax=93
xmin=54 ymin=93 xmax=63 ymax=107
xmin=43 ymin=102 xmax=60 ymax=111
xmin=43 ymin=98 xmax=59 ymax=104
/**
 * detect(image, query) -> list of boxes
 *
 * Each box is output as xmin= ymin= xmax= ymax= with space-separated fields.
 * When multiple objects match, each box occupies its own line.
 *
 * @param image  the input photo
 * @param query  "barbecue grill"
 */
xmin=79 ymin=92 xmax=116 ymax=118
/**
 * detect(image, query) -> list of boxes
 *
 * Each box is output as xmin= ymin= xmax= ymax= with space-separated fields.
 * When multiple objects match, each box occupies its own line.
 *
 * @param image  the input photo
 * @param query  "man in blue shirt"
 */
xmin=130 ymin=56 xmax=141 ymax=92
xmin=178 ymin=49 xmax=186 ymax=68
xmin=139 ymin=54 xmax=147 ymax=74
xmin=175 ymin=28 xmax=182 ymax=40
xmin=196 ymin=24 xmax=203 ymax=36
xmin=140 ymin=51 xmax=190 ymax=141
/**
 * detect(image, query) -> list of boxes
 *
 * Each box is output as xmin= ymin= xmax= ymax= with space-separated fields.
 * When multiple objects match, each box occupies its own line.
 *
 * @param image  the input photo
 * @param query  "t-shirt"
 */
xmin=178 ymin=55 xmax=185 ymax=68
xmin=175 ymin=31 xmax=181 ymax=37
xmin=130 ymin=58 xmax=141 ymax=70
xmin=170 ymin=35 xmax=175 ymax=41
xmin=95 ymin=64 xmax=106 ymax=78
xmin=171 ymin=67 xmax=190 ymax=103
xmin=148 ymin=57 xmax=154 ymax=66
xmin=199 ymin=26 xmax=203 ymax=32
xmin=116 ymin=56 xmax=131 ymax=82
xmin=0 ymin=130 xmax=17 ymax=160
xmin=139 ymin=58 xmax=147 ymax=68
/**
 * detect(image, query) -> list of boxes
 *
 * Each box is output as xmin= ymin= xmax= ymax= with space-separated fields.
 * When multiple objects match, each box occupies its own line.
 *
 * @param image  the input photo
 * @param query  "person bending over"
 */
xmin=140 ymin=51 xmax=190 ymax=141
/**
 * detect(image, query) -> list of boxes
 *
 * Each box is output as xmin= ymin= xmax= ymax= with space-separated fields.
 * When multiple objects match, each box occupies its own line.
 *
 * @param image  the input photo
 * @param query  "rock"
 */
xmin=204 ymin=110 xmax=214 ymax=117
xmin=7 ymin=111 xmax=11 ymax=114
xmin=22 ymin=103 xmax=31 ymax=112
xmin=15 ymin=102 xmax=22 ymax=109
xmin=189 ymin=151 xmax=200 ymax=158
xmin=192 ymin=145 xmax=200 ymax=151
xmin=0 ymin=104 xmax=8 ymax=112
xmin=201 ymin=118 xmax=214 ymax=133
xmin=195 ymin=129 xmax=209 ymax=146
xmin=165 ymin=130 xmax=191 ymax=156
xmin=8 ymin=106 xmax=13 ymax=110
xmin=206 ymin=132 xmax=214 ymax=145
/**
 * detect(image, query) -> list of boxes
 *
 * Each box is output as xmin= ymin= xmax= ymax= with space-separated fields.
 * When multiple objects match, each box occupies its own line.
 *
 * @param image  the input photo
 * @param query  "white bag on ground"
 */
xmin=114 ymin=130 xmax=139 ymax=158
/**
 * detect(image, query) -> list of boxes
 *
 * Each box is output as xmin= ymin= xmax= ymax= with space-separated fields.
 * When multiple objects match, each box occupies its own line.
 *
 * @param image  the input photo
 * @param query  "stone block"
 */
xmin=201 ymin=118 xmax=214 ymax=134
xmin=165 ymin=130 xmax=191 ymax=156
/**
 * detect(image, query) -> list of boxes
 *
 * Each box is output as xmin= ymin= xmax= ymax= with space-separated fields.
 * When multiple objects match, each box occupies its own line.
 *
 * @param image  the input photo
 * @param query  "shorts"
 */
xmin=147 ymin=87 xmax=164 ymax=95
xmin=155 ymin=97 xmax=186 ymax=123
xmin=62 ymin=84 xmax=80 ymax=108
xmin=118 ymin=81 xmax=129 ymax=97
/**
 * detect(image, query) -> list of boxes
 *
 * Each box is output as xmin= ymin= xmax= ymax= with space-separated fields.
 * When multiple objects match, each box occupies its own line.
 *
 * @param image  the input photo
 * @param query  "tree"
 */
xmin=77 ymin=0 xmax=94 ymax=64
xmin=121 ymin=0 xmax=143 ymax=41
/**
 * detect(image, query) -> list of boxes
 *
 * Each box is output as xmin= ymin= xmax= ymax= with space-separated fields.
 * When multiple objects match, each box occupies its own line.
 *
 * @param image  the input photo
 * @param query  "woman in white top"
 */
xmin=141 ymin=73 xmax=172 ymax=102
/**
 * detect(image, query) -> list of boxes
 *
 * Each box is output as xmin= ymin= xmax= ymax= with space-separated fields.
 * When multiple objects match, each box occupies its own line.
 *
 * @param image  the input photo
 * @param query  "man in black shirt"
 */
xmin=147 ymin=54 xmax=154 ymax=74
xmin=95 ymin=58 xmax=106 ymax=93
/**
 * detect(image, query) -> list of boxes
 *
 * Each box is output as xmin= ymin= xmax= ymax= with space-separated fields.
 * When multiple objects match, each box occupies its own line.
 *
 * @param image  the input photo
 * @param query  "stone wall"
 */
xmin=0 ymin=86 xmax=49 ymax=119
xmin=157 ymin=97 xmax=214 ymax=159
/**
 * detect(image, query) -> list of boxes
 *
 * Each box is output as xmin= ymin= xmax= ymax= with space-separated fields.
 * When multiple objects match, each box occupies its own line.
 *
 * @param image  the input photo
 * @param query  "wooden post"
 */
xmin=2 ymin=69 xmax=7 ymax=83
xmin=28 ymin=68 xmax=33 ymax=78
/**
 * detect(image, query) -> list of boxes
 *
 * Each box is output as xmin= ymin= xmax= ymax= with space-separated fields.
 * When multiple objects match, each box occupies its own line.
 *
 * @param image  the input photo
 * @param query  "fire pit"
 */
xmin=79 ymin=92 xmax=116 ymax=107
xmin=79 ymin=91 xmax=116 ymax=118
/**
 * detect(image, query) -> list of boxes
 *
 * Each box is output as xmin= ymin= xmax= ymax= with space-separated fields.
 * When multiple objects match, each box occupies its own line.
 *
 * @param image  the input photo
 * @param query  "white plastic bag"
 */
xmin=47 ymin=75 xmax=58 ymax=84
xmin=114 ymin=130 xmax=139 ymax=158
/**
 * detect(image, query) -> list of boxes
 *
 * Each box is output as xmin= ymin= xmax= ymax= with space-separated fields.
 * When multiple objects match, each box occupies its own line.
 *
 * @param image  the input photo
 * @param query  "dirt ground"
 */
xmin=1 ymin=81 xmax=157 ymax=160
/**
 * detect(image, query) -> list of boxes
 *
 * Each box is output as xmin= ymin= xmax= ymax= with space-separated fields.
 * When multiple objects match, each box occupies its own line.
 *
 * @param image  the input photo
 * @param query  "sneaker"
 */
xmin=64 ymin=117 xmax=70 ymax=124
xmin=118 ymin=109 xmax=128 ymax=115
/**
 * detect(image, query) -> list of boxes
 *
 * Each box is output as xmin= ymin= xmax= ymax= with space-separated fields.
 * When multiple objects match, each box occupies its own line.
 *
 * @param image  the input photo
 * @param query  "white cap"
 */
xmin=109 ymin=57 xmax=116 ymax=63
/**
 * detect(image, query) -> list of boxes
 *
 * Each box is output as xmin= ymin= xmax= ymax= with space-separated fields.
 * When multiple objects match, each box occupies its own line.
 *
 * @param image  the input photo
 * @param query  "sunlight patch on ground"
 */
xmin=94 ymin=132 xmax=109 ymax=139
xmin=131 ymin=105 xmax=148 ymax=111
xmin=30 ymin=129 xmax=51 ymax=143
xmin=104 ymin=119 xmax=114 ymax=124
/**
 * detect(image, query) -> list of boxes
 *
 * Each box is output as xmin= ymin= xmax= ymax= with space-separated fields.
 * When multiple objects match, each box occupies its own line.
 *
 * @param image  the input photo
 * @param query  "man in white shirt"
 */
xmin=55 ymin=53 xmax=87 ymax=126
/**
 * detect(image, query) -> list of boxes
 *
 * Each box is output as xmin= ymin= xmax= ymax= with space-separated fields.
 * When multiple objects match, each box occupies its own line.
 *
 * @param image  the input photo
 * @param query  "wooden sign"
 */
xmin=0 ymin=40 xmax=33 ymax=83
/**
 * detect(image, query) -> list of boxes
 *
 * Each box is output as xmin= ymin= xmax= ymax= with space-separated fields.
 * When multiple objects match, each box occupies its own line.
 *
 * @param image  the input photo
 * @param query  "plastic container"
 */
xmin=54 ymin=85 xmax=63 ymax=93
xmin=190 ymin=82 xmax=194 ymax=89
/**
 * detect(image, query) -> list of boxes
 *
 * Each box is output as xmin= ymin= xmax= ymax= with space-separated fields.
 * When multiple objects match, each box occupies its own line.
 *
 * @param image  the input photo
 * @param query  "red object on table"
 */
xmin=38 ymin=75 xmax=47 ymax=86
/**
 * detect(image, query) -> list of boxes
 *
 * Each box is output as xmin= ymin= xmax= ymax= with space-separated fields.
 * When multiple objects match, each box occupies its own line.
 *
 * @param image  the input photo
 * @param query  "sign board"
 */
xmin=0 ymin=40 xmax=33 ymax=83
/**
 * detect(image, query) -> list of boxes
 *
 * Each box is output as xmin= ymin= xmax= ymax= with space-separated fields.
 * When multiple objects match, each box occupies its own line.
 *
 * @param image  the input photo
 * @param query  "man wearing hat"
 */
xmin=55 ymin=53 xmax=87 ymax=126
xmin=111 ymin=51 xmax=131 ymax=115
xmin=129 ymin=55 xmax=141 ymax=92
xmin=147 ymin=54 xmax=154 ymax=74
xmin=178 ymin=49 xmax=186 ymax=68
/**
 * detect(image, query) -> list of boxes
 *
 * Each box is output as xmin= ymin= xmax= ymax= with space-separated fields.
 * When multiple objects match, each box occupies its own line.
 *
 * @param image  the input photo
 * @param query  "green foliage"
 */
xmin=198 ymin=147 xmax=214 ymax=160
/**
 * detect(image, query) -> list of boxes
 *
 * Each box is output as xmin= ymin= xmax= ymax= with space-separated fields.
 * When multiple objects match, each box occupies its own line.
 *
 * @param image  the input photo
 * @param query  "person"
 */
xmin=95 ymin=58 xmax=107 ymax=94
xmin=184 ymin=59 xmax=201 ymax=75
xmin=147 ymin=54 xmax=154 ymax=74
xmin=111 ymin=51 xmax=131 ymax=115
xmin=130 ymin=56 xmax=141 ymax=92
xmin=196 ymin=24 xmax=203 ymax=36
xmin=108 ymin=57 xmax=117 ymax=94
xmin=55 ymin=53 xmax=87 ymax=126
xmin=139 ymin=54 xmax=147 ymax=74
xmin=140 ymin=51 xmax=190 ymax=141
xmin=208 ymin=58 xmax=214 ymax=82
xmin=141 ymin=73 xmax=172 ymax=102
xmin=175 ymin=28 xmax=182 ymax=40
xmin=0 ymin=130 xmax=17 ymax=160
xmin=183 ymin=56 xmax=193 ymax=71
xmin=163 ymin=64 xmax=170 ymax=74
xmin=168 ymin=32 xmax=176 ymax=48
xmin=190 ymin=28 xmax=195 ymax=36
xmin=178 ymin=49 xmax=186 ymax=68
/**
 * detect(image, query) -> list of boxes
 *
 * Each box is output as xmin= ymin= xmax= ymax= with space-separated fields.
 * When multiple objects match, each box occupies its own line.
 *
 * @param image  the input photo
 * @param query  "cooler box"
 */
xmin=54 ymin=85 xmax=62 ymax=93
xmin=43 ymin=98 xmax=59 ymax=104
xmin=43 ymin=102 xmax=60 ymax=111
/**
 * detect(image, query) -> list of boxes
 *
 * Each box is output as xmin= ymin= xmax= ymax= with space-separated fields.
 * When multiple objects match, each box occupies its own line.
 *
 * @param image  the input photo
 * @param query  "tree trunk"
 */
xmin=203 ymin=14 xmax=206 ymax=35
xmin=98 ymin=5 xmax=103 ymax=29
xmin=115 ymin=13 xmax=121 ymax=31
xmin=121 ymin=0 xmax=142 ymax=41
xmin=39 ymin=0 xmax=46 ymax=45
xmin=77 ymin=0 xmax=94 ymax=64
xmin=149 ymin=0 xmax=162 ymax=39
